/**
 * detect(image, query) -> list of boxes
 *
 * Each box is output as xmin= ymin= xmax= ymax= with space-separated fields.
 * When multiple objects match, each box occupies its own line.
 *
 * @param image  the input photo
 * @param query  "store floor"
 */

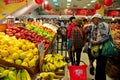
xmin=63 ymin=52 xmax=113 ymax=80
xmin=55 ymin=38 xmax=113 ymax=80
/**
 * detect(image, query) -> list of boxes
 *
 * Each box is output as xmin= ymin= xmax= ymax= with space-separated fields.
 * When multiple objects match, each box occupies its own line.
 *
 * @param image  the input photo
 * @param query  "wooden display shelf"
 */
xmin=0 ymin=59 xmax=39 ymax=75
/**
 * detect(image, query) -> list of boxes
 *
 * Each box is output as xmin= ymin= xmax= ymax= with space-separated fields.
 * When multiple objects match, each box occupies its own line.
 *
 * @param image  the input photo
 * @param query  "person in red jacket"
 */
xmin=67 ymin=16 xmax=76 ymax=39
xmin=67 ymin=16 xmax=76 ymax=65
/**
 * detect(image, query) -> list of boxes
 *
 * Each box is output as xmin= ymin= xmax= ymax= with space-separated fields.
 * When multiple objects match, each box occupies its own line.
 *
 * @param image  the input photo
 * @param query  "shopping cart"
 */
xmin=68 ymin=61 xmax=87 ymax=80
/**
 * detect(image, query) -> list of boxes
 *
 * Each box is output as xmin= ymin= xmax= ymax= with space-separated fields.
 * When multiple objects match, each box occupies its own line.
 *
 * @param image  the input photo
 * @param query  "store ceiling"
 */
xmin=48 ymin=0 xmax=120 ymax=10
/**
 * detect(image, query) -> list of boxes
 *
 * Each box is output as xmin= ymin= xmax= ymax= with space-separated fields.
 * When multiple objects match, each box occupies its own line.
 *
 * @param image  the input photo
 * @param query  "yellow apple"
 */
xmin=23 ymin=58 xmax=29 ymax=62
xmin=21 ymin=62 xmax=28 ymax=67
xmin=26 ymin=53 xmax=33 ymax=60
xmin=11 ymin=52 xmax=19 ymax=60
xmin=0 ymin=50 xmax=9 ymax=57
xmin=33 ymin=48 xmax=38 ymax=55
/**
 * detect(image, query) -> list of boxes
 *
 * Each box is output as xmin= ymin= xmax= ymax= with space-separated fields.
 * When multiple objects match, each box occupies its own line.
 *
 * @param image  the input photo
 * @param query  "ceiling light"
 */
xmin=87 ymin=4 xmax=91 ymax=6
xmin=91 ymin=0 xmax=96 ymax=3
xmin=116 ymin=7 xmax=120 ymax=10
xmin=83 ymin=6 xmax=87 ymax=8
xmin=44 ymin=1 xmax=48 ymax=4
xmin=54 ymin=3 xmax=58 ymax=5
xmin=67 ymin=0 xmax=72 ymax=2
xmin=67 ymin=3 xmax=71 ymax=6
xmin=53 ymin=0 xmax=58 ymax=2
xmin=66 ymin=6 xmax=70 ymax=8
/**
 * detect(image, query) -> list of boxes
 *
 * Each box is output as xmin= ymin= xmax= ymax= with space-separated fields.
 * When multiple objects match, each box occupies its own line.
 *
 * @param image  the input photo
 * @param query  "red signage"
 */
xmin=4 ymin=0 xmax=24 ymax=5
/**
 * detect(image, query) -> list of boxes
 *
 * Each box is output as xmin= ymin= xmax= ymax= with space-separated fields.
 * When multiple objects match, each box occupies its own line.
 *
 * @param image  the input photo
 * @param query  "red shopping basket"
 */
xmin=68 ymin=61 xmax=87 ymax=80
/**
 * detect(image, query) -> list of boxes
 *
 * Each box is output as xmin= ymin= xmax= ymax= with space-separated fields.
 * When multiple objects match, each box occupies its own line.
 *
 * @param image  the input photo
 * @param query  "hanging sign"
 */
xmin=4 ymin=0 xmax=24 ymax=5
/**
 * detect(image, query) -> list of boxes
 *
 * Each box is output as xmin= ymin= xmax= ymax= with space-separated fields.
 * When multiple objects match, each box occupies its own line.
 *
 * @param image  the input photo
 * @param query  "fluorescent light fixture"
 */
xmin=116 ymin=7 xmax=120 ymax=10
xmin=91 ymin=0 xmax=97 ymax=3
xmin=53 ymin=0 xmax=58 ymax=2
xmin=87 ymin=4 xmax=91 ymax=6
xmin=54 ymin=3 xmax=58 ymax=5
xmin=45 ymin=1 xmax=48 ymax=4
xmin=83 ymin=6 xmax=87 ymax=8
xmin=67 ymin=0 xmax=72 ymax=2
xmin=66 ymin=6 xmax=70 ymax=8
xmin=67 ymin=3 xmax=71 ymax=6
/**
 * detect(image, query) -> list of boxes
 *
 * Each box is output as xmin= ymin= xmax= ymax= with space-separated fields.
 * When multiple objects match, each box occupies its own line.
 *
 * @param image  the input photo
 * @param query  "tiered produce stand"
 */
xmin=0 ymin=22 xmax=67 ymax=80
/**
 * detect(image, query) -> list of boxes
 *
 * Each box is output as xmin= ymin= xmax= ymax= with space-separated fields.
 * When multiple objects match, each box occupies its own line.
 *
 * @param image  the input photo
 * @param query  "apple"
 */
xmin=15 ymin=59 xmax=22 ymax=65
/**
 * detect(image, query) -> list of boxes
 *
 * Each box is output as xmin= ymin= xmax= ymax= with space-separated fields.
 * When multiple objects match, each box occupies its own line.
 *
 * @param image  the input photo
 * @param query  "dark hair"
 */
xmin=27 ymin=18 xmax=34 ymax=22
xmin=69 ymin=16 xmax=75 ymax=22
xmin=83 ymin=19 xmax=88 ymax=22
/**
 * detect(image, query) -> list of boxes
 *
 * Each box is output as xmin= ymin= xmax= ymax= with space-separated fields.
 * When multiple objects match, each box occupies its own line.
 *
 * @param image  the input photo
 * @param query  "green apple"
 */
xmin=19 ymin=52 xmax=26 ymax=60
xmin=15 ymin=59 xmax=22 ymax=65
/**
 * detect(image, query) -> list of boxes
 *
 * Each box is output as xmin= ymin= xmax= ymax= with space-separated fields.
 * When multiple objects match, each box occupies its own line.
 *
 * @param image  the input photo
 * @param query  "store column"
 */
xmin=96 ymin=0 xmax=104 ymax=16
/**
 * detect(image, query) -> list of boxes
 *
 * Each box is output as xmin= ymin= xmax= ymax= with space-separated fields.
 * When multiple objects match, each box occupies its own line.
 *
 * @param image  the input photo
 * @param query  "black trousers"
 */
xmin=95 ymin=55 xmax=107 ymax=80
xmin=69 ymin=48 xmax=82 ymax=66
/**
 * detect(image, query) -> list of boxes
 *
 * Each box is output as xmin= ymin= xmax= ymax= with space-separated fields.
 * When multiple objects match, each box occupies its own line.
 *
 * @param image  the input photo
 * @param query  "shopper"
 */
xmin=67 ymin=16 xmax=76 ymax=63
xmin=70 ymin=19 xmax=84 ymax=66
xmin=85 ymin=13 xmax=109 ymax=80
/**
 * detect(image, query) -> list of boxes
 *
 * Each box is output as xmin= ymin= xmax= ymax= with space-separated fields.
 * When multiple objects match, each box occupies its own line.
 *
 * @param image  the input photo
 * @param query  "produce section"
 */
xmin=0 ymin=20 xmax=65 ymax=80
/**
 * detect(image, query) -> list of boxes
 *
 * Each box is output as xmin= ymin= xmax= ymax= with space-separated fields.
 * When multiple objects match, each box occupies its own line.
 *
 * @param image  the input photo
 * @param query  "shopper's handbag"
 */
xmin=101 ymin=23 xmax=118 ymax=57
xmin=102 ymin=35 xmax=118 ymax=57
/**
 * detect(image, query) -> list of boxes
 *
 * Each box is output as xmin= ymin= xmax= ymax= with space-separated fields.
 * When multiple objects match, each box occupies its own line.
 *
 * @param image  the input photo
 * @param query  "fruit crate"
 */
xmin=0 ymin=58 xmax=39 ymax=75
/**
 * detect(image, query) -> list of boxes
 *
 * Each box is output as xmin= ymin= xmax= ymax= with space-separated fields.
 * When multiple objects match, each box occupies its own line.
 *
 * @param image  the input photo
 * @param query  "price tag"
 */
xmin=38 ymin=42 xmax=44 ymax=55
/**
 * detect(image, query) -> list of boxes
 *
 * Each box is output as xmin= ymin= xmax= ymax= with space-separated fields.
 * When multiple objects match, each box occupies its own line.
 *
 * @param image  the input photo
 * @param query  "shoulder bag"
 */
xmin=101 ymin=23 xmax=118 ymax=57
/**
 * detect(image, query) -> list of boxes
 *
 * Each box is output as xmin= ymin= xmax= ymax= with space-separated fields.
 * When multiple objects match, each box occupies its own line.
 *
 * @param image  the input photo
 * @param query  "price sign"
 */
xmin=38 ymin=42 xmax=44 ymax=55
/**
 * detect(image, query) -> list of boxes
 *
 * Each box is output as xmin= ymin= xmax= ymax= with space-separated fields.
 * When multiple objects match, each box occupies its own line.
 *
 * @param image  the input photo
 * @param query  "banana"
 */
xmin=8 ymin=71 xmax=17 ymax=80
xmin=2 ymin=70 xmax=10 ymax=77
xmin=20 ymin=69 xmax=27 ymax=80
xmin=42 ymin=64 xmax=45 ymax=72
xmin=17 ymin=70 xmax=21 ymax=80
xmin=23 ymin=69 xmax=31 ymax=80
xmin=44 ymin=63 xmax=50 ymax=72
xmin=48 ymin=63 xmax=55 ymax=71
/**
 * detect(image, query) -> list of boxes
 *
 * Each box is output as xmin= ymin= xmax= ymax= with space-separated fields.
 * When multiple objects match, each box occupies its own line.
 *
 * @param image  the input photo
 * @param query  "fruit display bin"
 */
xmin=0 ymin=58 xmax=39 ymax=75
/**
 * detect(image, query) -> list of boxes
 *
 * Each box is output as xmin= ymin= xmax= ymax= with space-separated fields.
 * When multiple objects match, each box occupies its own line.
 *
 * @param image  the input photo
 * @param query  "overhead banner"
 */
xmin=4 ymin=0 xmax=24 ymax=5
